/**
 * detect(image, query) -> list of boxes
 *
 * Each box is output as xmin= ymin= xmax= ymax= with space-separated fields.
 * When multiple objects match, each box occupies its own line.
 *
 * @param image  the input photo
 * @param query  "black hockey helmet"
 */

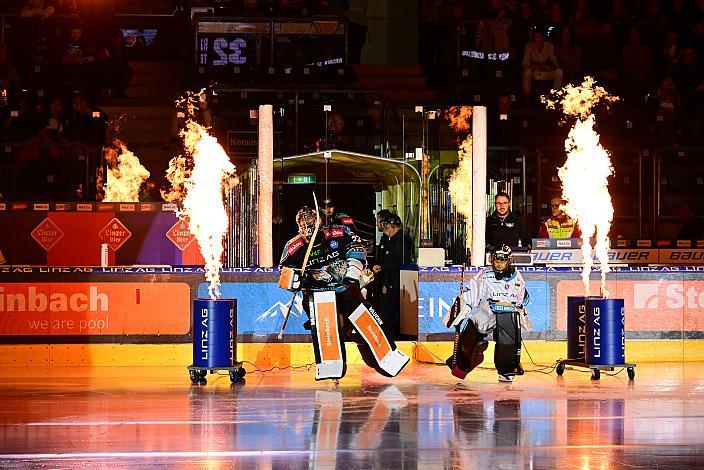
xmin=491 ymin=244 xmax=513 ymax=276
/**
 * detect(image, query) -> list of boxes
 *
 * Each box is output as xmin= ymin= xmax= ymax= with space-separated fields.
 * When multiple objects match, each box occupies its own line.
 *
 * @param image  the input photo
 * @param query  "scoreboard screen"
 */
xmin=196 ymin=20 xmax=270 ymax=68
xmin=195 ymin=18 xmax=347 ymax=73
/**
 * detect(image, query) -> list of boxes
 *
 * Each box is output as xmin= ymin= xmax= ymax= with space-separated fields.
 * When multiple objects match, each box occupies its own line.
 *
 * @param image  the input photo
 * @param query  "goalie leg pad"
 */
xmin=311 ymin=291 xmax=346 ymax=380
xmin=447 ymin=319 xmax=489 ymax=379
xmin=348 ymin=303 xmax=409 ymax=377
xmin=493 ymin=311 xmax=523 ymax=376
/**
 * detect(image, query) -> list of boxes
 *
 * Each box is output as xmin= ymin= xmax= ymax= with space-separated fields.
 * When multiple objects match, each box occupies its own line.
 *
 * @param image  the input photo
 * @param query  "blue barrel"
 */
xmin=585 ymin=298 xmax=625 ymax=366
xmin=192 ymin=298 xmax=236 ymax=368
xmin=566 ymin=296 xmax=587 ymax=360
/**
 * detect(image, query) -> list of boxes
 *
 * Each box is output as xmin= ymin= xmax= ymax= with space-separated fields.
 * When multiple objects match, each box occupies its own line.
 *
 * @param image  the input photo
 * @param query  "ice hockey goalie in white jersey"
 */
xmin=444 ymin=245 xmax=531 ymax=382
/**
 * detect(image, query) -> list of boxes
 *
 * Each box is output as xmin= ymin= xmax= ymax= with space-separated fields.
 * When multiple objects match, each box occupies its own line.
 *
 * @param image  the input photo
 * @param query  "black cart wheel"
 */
xmin=556 ymin=363 xmax=565 ymax=376
xmin=627 ymin=367 xmax=635 ymax=380
xmin=191 ymin=369 xmax=207 ymax=384
xmin=591 ymin=368 xmax=600 ymax=380
xmin=237 ymin=367 xmax=246 ymax=378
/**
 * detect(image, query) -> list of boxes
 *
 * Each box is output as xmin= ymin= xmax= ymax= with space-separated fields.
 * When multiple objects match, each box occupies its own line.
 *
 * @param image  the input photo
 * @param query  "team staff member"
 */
xmin=321 ymin=198 xmax=356 ymax=230
xmin=486 ymin=192 xmax=531 ymax=250
xmin=538 ymin=196 xmax=581 ymax=238
xmin=368 ymin=209 xmax=392 ymax=309
xmin=380 ymin=213 xmax=413 ymax=339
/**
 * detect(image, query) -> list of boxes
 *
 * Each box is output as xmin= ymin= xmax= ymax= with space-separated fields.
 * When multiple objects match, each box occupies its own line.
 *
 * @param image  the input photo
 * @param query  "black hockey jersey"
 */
xmin=279 ymin=224 xmax=367 ymax=291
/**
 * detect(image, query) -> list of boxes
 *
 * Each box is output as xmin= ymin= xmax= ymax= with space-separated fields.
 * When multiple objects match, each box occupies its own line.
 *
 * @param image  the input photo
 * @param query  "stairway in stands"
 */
xmin=101 ymin=61 xmax=186 ymax=189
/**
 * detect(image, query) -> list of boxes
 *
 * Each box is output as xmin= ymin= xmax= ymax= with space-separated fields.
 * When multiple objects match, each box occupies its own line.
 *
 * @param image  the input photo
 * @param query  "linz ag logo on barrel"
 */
xmin=99 ymin=218 xmax=131 ymax=251
xmin=31 ymin=218 xmax=64 ymax=251
xmin=166 ymin=219 xmax=195 ymax=251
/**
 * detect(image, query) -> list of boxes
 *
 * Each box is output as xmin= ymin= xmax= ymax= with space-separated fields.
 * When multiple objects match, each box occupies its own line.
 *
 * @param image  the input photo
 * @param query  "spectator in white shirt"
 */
xmin=521 ymin=29 xmax=563 ymax=97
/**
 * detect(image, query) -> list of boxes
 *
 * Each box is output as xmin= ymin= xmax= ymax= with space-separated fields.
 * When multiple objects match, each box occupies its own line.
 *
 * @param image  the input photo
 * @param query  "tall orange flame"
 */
xmin=446 ymin=106 xmax=473 ymax=250
xmin=102 ymin=140 xmax=150 ymax=202
xmin=544 ymin=77 xmax=619 ymax=296
xmin=163 ymin=90 xmax=238 ymax=299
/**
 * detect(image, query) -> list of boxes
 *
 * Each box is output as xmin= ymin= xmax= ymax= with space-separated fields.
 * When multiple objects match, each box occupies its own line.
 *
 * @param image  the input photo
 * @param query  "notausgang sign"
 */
xmin=226 ymin=131 xmax=282 ymax=155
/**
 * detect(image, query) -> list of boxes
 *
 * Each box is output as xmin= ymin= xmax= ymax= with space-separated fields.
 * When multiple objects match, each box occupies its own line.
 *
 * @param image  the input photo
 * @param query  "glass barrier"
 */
xmin=537 ymin=146 xmax=645 ymax=240
xmin=0 ymin=142 xmax=97 ymax=201
xmin=654 ymin=147 xmax=704 ymax=240
xmin=211 ymin=88 xmax=383 ymax=158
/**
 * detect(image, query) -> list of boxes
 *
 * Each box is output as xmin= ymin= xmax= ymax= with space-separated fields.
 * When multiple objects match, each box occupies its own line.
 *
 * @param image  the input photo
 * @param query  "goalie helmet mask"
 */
xmin=296 ymin=206 xmax=319 ymax=238
xmin=491 ymin=244 xmax=514 ymax=279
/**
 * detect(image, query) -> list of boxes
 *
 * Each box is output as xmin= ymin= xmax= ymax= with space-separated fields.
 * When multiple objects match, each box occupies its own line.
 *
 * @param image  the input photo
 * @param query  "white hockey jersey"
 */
xmin=460 ymin=267 xmax=529 ymax=315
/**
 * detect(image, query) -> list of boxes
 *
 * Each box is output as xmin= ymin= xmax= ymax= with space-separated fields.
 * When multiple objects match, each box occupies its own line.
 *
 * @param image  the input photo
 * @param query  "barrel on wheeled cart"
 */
xmin=187 ymin=298 xmax=246 ymax=384
xmin=557 ymin=296 xmax=635 ymax=381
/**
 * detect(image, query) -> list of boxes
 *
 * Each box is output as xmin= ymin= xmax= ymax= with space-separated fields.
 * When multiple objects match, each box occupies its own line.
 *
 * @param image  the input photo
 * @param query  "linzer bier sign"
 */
xmin=99 ymin=218 xmax=132 ymax=251
xmin=166 ymin=219 xmax=196 ymax=251
xmin=31 ymin=218 xmax=64 ymax=251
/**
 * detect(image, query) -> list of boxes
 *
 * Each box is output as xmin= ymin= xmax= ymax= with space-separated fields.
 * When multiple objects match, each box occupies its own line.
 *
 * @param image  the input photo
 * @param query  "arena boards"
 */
xmin=1 ymin=266 xmax=703 ymax=367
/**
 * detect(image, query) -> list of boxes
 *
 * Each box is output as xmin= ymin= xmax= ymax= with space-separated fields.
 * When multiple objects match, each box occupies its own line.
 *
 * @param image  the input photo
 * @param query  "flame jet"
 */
xmin=163 ymin=90 xmax=238 ymax=299
xmin=543 ymin=77 xmax=619 ymax=296
xmin=446 ymin=106 xmax=473 ymax=250
xmin=102 ymin=140 xmax=150 ymax=202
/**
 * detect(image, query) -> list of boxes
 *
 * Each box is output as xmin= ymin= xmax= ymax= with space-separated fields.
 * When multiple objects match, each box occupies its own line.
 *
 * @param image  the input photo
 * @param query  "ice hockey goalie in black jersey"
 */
xmin=278 ymin=205 xmax=409 ymax=381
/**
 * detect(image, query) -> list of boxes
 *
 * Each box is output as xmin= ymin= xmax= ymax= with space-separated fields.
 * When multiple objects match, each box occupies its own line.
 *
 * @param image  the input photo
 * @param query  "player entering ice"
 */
xmin=278 ymin=205 xmax=410 ymax=381
xmin=444 ymin=245 xmax=532 ymax=382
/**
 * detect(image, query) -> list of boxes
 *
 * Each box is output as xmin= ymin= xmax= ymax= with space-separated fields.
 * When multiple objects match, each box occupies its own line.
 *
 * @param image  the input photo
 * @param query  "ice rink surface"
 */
xmin=1 ymin=362 xmax=703 ymax=469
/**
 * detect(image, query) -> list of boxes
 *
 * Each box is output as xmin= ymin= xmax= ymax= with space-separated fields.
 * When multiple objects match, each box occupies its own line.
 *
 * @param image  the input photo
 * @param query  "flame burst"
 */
xmin=446 ymin=106 xmax=473 ymax=251
xmin=543 ymin=77 xmax=619 ymax=296
xmin=102 ymin=140 xmax=150 ymax=202
xmin=163 ymin=90 xmax=238 ymax=299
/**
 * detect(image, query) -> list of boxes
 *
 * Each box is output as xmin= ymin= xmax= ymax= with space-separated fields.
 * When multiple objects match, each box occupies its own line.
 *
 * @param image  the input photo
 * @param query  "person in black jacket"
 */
xmin=368 ymin=208 xmax=392 ymax=311
xmin=486 ymin=191 xmax=532 ymax=251
xmin=380 ymin=213 xmax=413 ymax=339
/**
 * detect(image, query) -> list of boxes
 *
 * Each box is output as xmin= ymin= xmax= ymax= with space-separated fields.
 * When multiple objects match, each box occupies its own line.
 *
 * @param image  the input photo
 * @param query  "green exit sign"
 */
xmin=288 ymin=174 xmax=316 ymax=184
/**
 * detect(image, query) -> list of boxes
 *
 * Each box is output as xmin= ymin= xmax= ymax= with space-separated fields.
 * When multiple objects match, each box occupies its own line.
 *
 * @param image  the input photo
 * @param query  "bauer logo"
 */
xmin=633 ymin=283 xmax=658 ymax=309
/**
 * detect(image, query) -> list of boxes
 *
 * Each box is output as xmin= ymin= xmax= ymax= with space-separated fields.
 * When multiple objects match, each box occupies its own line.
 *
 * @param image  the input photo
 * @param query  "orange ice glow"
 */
xmin=544 ymin=77 xmax=619 ymax=297
xmin=102 ymin=140 xmax=150 ymax=202
xmin=163 ymin=91 xmax=238 ymax=299
xmin=446 ymin=106 xmax=473 ymax=249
